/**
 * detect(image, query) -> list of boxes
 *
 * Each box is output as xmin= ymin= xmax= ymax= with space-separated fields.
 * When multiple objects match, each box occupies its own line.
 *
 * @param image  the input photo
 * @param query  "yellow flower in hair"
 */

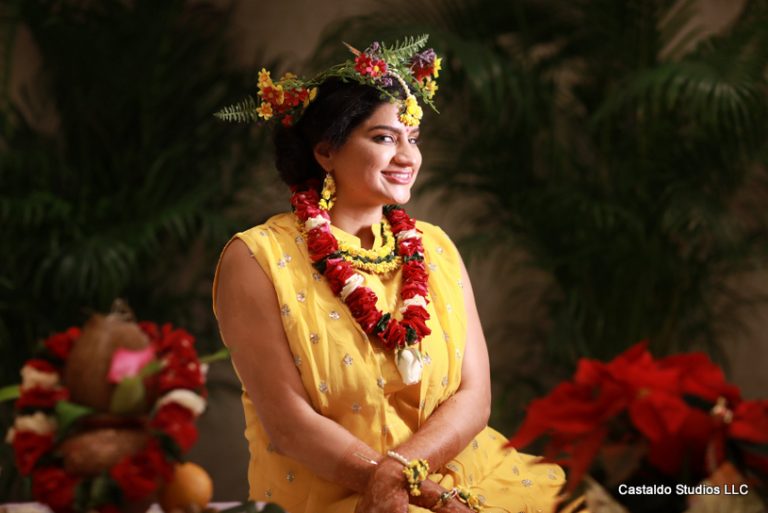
xmin=404 ymin=96 xmax=420 ymax=116
xmin=260 ymin=84 xmax=285 ymax=105
xmin=280 ymin=72 xmax=297 ymax=82
xmin=424 ymin=78 xmax=438 ymax=99
xmin=258 ymin=68 xmax=273 ymax=89
xmin=256 ymin=102 xmax=273 ymax=120
xmin=304 ymin=87 xmax=318 ymax=107
xmin=433 ymin=57 xmax=442 ymax=78
xmin=400 ymin=112 xmax=419 ymax=127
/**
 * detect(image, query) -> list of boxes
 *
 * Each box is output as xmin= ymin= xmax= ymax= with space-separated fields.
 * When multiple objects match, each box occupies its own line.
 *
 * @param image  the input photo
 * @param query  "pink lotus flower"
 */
xmin=108 ymin=346 xmax=156 ymax=383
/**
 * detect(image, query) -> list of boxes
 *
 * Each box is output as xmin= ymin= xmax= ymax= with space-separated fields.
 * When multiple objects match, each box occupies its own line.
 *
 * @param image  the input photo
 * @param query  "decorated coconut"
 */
xmin=7 ymin=300 xmax=210 ymax=512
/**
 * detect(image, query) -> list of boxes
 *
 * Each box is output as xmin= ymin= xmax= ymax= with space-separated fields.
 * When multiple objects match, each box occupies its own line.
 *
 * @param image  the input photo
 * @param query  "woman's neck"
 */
xmin=329 ymin=204 xmax=383 ymax=249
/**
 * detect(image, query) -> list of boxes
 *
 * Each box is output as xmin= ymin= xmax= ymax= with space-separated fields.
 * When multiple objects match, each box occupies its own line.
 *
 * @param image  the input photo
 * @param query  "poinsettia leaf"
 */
xmin=109 ymin=376 xmax=146 ymax=415
xmin=0 ymin=384 xmax=20 ymax=403
xmin=55 ymin=400 xmax=94 ymax=436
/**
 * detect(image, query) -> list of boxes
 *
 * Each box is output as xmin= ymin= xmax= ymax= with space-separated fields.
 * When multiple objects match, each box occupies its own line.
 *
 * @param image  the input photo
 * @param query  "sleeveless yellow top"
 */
xmin=213 ymin=212 xmax=564 ymax=513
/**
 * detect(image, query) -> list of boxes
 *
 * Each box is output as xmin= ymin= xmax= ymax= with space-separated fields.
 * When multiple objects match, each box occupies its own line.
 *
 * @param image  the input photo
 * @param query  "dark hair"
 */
xmin=273 ymin=78 xmax=400 ymax=188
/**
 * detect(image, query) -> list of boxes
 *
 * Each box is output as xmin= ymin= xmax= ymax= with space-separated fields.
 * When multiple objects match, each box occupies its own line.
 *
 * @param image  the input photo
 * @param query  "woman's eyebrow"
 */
xmin=367 ymin=125 xmax=420 ymax=136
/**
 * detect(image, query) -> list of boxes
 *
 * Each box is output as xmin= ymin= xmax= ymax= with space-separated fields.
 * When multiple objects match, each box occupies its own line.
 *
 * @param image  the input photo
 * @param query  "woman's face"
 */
xmin=315 ymin=102 xmax=422 ymax=209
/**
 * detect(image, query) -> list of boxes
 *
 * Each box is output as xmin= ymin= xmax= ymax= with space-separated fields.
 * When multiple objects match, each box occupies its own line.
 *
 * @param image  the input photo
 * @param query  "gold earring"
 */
xmin=320 ymin=173 xmax=336 ymax=211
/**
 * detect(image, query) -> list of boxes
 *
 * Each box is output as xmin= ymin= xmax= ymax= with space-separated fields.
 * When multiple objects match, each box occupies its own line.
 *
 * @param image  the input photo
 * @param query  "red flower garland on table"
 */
xmin=6 ymin=321 xmax=207 ymax=512
xmin=290 ymin=184 xmax=432 ymax=350
xmin=508 ymin=341 xmax=768 ymax=493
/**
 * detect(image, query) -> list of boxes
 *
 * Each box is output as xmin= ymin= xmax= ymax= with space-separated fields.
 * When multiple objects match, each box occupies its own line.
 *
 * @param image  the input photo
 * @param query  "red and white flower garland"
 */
xmin=291 ymin=185 xmax=432 ymax=383
xmin=6 ymin=322 xmax=207 ymax=512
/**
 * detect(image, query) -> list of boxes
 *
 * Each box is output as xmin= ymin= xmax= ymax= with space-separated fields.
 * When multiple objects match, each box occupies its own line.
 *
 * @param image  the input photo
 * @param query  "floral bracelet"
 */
xmin=386 ymin=450 xmax=430 ymax=496
xmin=455 ymin=486 xmax=483 ymax=512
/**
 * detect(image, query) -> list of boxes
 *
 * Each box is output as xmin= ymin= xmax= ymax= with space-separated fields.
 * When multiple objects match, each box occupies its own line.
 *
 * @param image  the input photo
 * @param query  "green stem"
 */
xmin=0 ymin=384 xmax=20 ymax=402
xmin=200 ymin=347 xmax=230 ymax=364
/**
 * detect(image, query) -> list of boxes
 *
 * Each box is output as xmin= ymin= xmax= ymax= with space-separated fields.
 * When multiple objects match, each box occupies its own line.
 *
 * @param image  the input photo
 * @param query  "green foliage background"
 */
xmin=0 ymin=0 xmax=268 ymax=497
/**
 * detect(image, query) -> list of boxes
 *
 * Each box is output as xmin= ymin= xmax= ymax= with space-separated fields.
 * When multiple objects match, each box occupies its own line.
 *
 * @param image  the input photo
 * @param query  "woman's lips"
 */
xmin=382 ymin=170 xmax=413 ymax=184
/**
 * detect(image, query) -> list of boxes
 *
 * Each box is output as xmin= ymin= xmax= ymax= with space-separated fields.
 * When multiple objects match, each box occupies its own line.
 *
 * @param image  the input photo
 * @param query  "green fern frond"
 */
xmin=385 ymin=34 xmax=429 ymax=61
xmin=214 ymin=95 xmax=258 ymax=123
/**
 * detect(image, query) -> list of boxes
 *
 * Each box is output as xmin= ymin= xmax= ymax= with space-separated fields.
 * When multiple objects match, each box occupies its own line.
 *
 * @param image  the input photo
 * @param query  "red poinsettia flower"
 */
xmin=729 ymin=400 xmax=768 ymax=444
xmin=659 ymin=352 xmax=742 ymax=405
xmin=13 ymin=431 xmax=54 ymax=475
xmin=43 ymin=327 xmax=81 ymax=360
xmin=32 ymin=466 xmax=80 ymax=512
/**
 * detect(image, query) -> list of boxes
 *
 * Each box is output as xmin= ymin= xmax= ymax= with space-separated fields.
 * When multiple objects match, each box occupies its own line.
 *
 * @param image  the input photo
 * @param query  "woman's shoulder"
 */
xmin=237 ymin=212 xmax=297 ymax=241
xmin=415 ymin=220 xmax=456 ymax=250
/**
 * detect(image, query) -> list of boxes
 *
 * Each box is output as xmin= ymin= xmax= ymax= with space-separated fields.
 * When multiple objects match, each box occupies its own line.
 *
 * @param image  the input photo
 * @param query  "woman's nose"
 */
xmin=393 ymin=140 xmax=419 ymax=166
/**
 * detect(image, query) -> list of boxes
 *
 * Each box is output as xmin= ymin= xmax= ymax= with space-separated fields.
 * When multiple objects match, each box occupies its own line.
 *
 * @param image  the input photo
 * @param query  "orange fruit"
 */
xmin=159 ymin=462 xmax=214 ymax=512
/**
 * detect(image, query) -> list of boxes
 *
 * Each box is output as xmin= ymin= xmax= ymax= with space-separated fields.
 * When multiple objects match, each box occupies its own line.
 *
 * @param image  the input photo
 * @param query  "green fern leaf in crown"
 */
xmin=214 ymin=96 xmax=258 ymax=123
xmin=385 ymin=34 xmax=429 ymax=62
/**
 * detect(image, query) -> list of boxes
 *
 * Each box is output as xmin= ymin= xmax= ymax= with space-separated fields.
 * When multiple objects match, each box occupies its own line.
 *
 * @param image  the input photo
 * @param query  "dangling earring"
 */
xmin=319 ymin=173 xmax=336 ymax=211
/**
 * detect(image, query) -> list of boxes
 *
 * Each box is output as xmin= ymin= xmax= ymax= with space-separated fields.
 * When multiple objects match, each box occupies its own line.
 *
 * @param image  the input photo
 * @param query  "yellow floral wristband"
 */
xmin=386 ymin=450 xmax=430 ymax=496
xmin=455 ymin=486 xmax=482 ymax=512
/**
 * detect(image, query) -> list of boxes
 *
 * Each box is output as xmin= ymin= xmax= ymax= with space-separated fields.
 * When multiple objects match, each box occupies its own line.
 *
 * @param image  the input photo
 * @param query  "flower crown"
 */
xmin=215 ymin=35 xmax=440 ymax=128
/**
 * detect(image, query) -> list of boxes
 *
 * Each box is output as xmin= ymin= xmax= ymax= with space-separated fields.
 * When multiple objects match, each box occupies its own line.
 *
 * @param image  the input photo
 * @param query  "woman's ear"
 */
xmin=313 ymin=142 xmax=334 ymax=173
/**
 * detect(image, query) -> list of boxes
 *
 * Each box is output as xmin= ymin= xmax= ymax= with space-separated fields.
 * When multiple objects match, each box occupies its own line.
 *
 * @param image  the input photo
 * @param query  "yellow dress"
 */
xmin=213 ymin=212 xmax=564 ymax=513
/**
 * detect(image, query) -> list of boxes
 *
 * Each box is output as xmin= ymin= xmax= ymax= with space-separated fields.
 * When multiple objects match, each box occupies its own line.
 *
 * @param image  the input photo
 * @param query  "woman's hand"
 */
xmin=354 ymin=458 xmax=409 ymax=513
xmin=411 ymin=480 xmax=474 ymax=513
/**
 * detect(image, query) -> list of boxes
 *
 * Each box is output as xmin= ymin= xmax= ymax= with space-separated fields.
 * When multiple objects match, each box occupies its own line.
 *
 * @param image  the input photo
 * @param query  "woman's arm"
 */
xmin=215 ymin=239 xmax=395 ymax=498
xmin=398 ymin=255 xmax=492 ymax=469
xmin=363 ymin=255 xmax=491 ymax=512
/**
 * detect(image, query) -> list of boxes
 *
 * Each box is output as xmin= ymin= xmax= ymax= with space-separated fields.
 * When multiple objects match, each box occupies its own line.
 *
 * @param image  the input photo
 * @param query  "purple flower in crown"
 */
xmin=365 ymin=41 xmax=382 ymax=57
xmin=410 ymin=48 xmax=440 ymax=82
xmin=378 ymin=75 xmax=394 ymax=88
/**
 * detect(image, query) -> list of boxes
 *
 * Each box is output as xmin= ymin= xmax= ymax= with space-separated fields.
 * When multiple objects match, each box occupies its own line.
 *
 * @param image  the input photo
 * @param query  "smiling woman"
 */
xmin=212 ymin=37 xmax=564 ymax=513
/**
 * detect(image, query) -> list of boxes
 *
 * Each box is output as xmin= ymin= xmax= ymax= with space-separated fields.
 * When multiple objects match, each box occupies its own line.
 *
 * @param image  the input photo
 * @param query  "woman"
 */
xmin=213 ymin=38 xmax=564 ymax=513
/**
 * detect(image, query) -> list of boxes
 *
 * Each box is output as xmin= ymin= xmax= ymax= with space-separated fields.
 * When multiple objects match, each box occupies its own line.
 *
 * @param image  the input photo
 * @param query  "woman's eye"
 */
xmin=409 ymin=137 xmax=420 ymax=145
xmin=373 ymin=134 xmax=395 ymax=143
